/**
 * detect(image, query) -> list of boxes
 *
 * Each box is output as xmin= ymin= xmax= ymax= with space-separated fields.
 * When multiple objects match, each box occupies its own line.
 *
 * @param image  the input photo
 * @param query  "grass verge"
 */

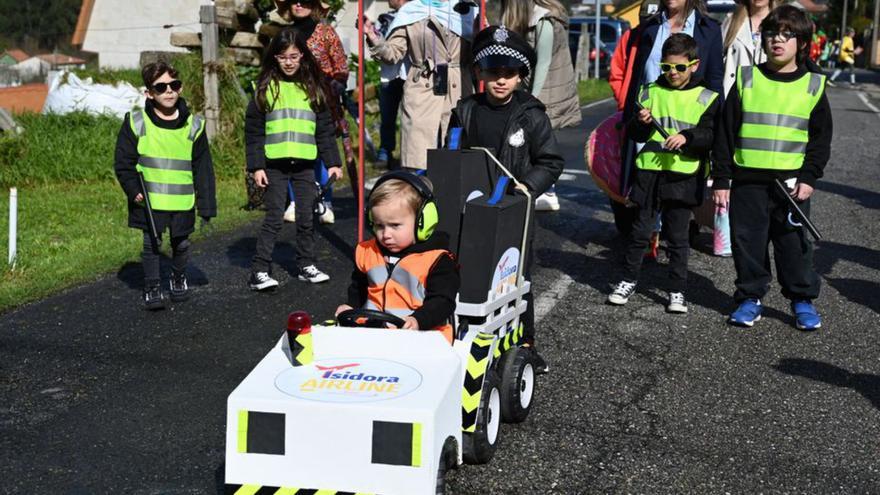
xmin=0 ymin=178 xmax=262 ymax=313
xmin=578 ymin=78 xmax=613 ymax=106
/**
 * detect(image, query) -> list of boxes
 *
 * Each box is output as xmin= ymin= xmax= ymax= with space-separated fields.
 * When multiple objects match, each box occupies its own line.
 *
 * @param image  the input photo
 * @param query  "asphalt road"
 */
xmin=3 ymin=81 xmax=880 ymax=494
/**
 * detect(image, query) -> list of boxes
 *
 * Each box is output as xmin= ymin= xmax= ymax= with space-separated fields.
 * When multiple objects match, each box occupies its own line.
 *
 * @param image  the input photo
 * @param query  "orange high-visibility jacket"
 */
xmin=355 ymin=239 xmax=454 ymax=344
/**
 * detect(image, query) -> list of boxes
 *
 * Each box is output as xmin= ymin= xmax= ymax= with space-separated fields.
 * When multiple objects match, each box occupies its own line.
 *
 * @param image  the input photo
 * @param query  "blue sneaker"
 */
xmin=791 ymin=300 xmax=821 ymax=330
xmin=729 ymin=299 xmax=762 ymax=327
xmin=375 ymin=148 xmax=389 ymax=167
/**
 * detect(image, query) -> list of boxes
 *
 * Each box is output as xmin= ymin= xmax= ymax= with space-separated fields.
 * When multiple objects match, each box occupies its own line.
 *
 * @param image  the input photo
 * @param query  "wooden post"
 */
xmin=357 ymin=0 xmax=365 ymax=242
xmin=200 ymin=4 xmax=220 ymax=139
xmin=575 ymin=27 xmax=591 ymax=82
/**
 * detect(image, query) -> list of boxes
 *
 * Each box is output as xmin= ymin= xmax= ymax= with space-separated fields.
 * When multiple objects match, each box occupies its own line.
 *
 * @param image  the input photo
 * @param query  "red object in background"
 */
xmin=287 ymin=311 xmax=312 ymax=335
xmin=589 ymin=48 xmax=608 ymax=61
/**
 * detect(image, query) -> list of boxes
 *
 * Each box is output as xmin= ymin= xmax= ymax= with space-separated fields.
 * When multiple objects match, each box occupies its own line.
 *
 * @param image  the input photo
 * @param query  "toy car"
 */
xmin=224 ymin=149 xmax=540 ymax=494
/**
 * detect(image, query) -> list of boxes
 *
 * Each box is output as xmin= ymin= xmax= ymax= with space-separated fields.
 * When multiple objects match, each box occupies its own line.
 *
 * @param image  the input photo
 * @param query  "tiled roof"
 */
xmin=35 ymin=53 xmax=87 ymax=66
xmin=3 ymin=49 xmax=30 ymax=63
xmin=0 ymin=83 xmax=49 ymax=114
xmin=72 ymin=0 xmax=96 ymax=46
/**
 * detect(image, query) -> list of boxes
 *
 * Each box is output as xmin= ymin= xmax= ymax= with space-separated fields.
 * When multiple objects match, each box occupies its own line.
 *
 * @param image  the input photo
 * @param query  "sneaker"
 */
xmin=298 ymin=265 xmax=330 ymax=284
xmin=283 ymin=201 xmax=296 ymax=223
xmin=791 ymin=300 xmax=821 ymax=331
xmin=666 ymin=292 xmax=687 ymax=313
xmin=523 ymin=343 xmax=550 ymax=375
xmin=375 ymin=148 xmax=389 ymax=168
xmin=143 ymin=285 xmax=167 ymax=310
xmin=826 ymin=80 xmax=837 ymax=87
xmin=170 ymin=272 xmax=189 ymax=302
xmin=729 ymin=299 xmax=762 ymax=327
xmin=535 ymin=192 xmax=560 ymax=211
xmin=318 ymin=202 xmax=335 ymax=224
xmin=249 ymin=271 xmax=279 ymax=291
xmin=608 ymin=280 xmax=637 ymax=305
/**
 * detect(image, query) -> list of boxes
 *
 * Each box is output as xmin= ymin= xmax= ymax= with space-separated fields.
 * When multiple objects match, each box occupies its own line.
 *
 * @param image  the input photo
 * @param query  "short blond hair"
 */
xmin=369 ymin=176 xmax=433 ymax=216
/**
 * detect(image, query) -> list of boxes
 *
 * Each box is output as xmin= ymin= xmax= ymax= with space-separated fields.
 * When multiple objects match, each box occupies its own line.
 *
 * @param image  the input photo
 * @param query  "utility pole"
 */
xmin=594 ymin=0 xmax=601 ymax=79
xmin=200 ymin=2 xmax=220 ymax=139
xmin=872 ymin=0 xmax=879 ymax=67
xmin=841 ymin=0 xmax=849 ymax=45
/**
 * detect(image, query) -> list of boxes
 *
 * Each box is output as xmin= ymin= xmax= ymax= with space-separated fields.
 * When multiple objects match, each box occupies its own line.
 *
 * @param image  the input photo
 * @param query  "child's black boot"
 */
xmin=144 ymin=285 xmax=167 ymax=311
xmin=170 ymin=271 xmax=189 ymax=302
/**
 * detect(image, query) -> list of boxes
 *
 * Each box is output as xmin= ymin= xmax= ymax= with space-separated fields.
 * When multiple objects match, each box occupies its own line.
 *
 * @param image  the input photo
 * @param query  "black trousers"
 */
xmin=729 ymin=182 xmax=820 ymax=303
xmin=623 ymin=200 xmax=691 ymax=293
xmin=251 ymin=162 xmax=317 ymax=274
xmin=142 ymin=232 xmax=189 ymax=288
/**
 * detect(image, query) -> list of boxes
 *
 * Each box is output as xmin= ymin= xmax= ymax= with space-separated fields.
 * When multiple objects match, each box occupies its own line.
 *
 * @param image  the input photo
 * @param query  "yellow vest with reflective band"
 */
xmin=734 ymin=66 xmax=825 ymax=171
xmin=130 ymin=109 xmax=204 ymax=211
xmin=635 ymin=83 xmax=718 ymax=175
xmin=264 ymin=81 xmax=318 ymax=160
xmin=355 ymin=239 xmax=454 ymax=344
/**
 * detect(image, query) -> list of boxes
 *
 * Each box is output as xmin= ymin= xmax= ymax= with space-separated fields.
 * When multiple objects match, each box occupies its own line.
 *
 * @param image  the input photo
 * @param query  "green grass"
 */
xmin=0 ymin=179 xmax=261 ymax=312
xmin=578 ymin=78 xmax=613 ymax=106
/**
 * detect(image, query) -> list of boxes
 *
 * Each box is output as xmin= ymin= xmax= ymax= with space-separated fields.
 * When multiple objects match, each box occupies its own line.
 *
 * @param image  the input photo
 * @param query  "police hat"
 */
xmin=472 ymin=25 xmax=537 ymax=78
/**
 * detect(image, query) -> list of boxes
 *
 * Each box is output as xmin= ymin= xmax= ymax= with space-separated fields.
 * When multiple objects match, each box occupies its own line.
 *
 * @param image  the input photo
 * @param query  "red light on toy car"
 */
xmin=287 ymin=311 xmax=312 ymax=335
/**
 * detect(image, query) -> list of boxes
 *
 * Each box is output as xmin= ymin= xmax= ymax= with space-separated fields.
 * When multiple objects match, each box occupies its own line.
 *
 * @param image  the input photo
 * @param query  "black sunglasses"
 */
xmin=762 ymin=30 xmax=797 ymax=42
xmin=152 ymin=80 xmax=182 ymax=93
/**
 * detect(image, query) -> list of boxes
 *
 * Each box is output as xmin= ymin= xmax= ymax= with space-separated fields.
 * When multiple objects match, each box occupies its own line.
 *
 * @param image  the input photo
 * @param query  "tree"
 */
xmin=0 ymin=0 xmax=81 ymax=51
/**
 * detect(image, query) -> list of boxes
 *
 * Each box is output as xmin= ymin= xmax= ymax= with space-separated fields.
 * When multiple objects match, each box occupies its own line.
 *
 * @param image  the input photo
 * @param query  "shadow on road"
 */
xmin=814 ymin=241 xmax=880 ymax=314
xmin=225 ymin=237 xmax=298 ymax=276
xmin=773 ymin=358 xmax=880 ymax=411
xmin=116 ymin=260 xmax=209 ymax=290
xmin=817 ymin=181 xmax=880 ymax=210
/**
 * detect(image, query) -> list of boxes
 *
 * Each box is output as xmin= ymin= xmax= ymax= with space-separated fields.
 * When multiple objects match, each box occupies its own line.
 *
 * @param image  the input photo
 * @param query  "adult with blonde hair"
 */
xmin=720 ymin=0 xmax=781 ymax=95
xmin=502 ymin=0 xmax=580 ymax=211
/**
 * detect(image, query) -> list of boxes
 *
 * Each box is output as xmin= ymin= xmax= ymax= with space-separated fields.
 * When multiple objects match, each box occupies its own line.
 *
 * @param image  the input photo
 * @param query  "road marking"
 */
xmin=857 ymin=91 xmax=880 ymax=119
xmin=562 ymin=168 xmax=589 ymax=175
xmin=535 ymin=270 xmax=575 ymax=324
xmin=580 ymin=97 xmax=615 ymax=110
xmin=559 ymin=173 xmax=578 ymax=181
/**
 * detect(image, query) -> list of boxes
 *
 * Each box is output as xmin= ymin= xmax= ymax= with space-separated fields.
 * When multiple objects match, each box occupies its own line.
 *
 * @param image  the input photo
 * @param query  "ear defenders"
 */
xmin=367 ymin=171 xmax=439 ymax=242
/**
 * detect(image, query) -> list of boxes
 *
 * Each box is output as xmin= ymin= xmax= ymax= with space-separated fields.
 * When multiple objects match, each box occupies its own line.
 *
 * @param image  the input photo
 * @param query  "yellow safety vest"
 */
xmin=264 ymin=81 xmax=318 ymax=160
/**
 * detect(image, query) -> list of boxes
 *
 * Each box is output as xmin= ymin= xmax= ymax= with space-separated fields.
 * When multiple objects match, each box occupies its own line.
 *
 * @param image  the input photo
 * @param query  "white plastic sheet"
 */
xmin=43 ymin=72 xmax=144 ymax=118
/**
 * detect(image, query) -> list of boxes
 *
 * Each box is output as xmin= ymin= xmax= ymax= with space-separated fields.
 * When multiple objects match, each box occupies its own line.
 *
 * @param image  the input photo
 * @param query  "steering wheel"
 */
xmin=336 ymin=309 xmax=406 ymax=329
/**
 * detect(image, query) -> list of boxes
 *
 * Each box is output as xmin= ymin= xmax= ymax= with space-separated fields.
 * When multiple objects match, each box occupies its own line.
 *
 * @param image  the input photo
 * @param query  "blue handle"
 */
xmin=448 ymin=127 xmax=462 ymax=150
xmin=487 ymin=177 xmax=509 ymax=206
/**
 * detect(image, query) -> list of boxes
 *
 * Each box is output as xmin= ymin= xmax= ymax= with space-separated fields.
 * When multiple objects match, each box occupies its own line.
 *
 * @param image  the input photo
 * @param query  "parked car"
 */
xmin=568 ymin=17 xmax=631 ymax=70
xmin=705 ymin=0 xmax=736 ymax=23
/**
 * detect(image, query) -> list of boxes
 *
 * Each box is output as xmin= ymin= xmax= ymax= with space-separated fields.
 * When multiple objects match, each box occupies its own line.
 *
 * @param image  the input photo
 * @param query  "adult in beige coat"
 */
xmin=720 ymin=0 xmax=779 ymax=95
xmin=365 ymin=0 xmax=478 ymax=170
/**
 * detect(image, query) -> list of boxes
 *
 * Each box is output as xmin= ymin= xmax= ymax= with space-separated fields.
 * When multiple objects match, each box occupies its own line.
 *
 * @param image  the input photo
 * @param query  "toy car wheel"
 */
xmin=499 ymin=346 xmax=536 ymax=423
xmin=436 ymin=437 xmax=457 ymax=495
xmin=463 ymin=370 xmax=501 ymax=464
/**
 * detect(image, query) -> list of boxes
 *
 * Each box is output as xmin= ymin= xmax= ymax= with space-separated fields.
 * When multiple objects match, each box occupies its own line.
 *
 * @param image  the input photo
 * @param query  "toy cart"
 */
xmin=224 ymin=148 xmax=538 ymax=494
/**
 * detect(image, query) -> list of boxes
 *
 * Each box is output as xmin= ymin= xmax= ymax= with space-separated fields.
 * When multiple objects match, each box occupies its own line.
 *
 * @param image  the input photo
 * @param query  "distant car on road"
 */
xmin=568 ymin=17 xmax=631 ymax=70
xmin=705 ymin=0 xmax=736 ymax=23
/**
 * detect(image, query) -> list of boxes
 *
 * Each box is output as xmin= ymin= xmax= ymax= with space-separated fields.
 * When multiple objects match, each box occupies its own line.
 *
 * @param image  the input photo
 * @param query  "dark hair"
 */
xmin=141 ymin=61 xmax=178 ymax=88
xmin=662 ymin=33 xmax=699 ymax=60
xmin=661 ymin=0 xmax=707 ymax=21
xmin=761 ymin=5 xmax=813 ymax=62
xmin=255 ymin=27 xmax=327 ymax=113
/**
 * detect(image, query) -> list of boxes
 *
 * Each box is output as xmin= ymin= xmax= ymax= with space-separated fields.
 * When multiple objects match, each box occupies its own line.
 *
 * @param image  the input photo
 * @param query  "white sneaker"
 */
xmin=667 ymin=292 xmax=688 ymax=313
xmin=318 ymin=203 xmax=335 ymax=224
xmin=608 ymin=280 xmax=637 ymax=305
xmin=283 ymin=202 xmax=296 ymax=223
xmin=249 ymin=271 xmax=279 ymax=291
xmin=298 ymin=265 xmax=330 ymax=283
xmin=535 ymin=192 xmax=560 ymax=212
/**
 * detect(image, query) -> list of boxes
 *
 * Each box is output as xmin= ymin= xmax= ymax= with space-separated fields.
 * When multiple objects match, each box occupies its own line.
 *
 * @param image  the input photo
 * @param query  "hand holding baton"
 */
xmin=634 ymin=100 xmax=683 ymax=154
xmin=775 ymin=179 xmax=822 ymax=241
xmin=137 ymin=172 xmax=161 ymax=248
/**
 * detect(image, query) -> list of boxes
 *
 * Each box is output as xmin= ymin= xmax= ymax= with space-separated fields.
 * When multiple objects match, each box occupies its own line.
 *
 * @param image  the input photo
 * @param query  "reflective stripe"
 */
xmin=808 ymin=73 xmax=823 ymax=96
xmin=741 ymin=66 xmax=753 ymax=88
xmin=640 ymin=86 xmax=650 ymax=102
xmin=131 ymin=110 xmax=146 ymax=137
xmin=366 ymin=265 xmax=389 ymax=286
xmin=736 ymin=137 xmax=807 ymax=154
xmin=139 ymin=156 xmax=192 ymax=171
xmin=188 ymin=116 xmax=204 ymax=141
xmin=266 ymin=108 xmax=317 ymax=122
xmin=655 ymin=116 xmax=695 ymax=132
xmin=390 ymin=267 xmax=426 ymax=301
xmin=697 ymin=88 xmax=715 ymax=105
xmin=742 ymin=112 xmax=809 ymax=130
xmin=265 ymin=131 xmax=317 ymax=146
xmin=144 ymin=182 xmax=195 ymax=195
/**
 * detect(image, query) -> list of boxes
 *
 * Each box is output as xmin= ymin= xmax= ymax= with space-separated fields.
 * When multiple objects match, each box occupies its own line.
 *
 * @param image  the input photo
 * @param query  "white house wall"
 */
xmin=82 ymin=0 xmax=203 ymax=69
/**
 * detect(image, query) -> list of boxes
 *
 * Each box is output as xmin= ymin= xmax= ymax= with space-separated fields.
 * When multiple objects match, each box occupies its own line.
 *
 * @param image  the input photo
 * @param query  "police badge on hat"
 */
xmin=472 ymin=25 xmax=537 ymax=78
xmin=493 ymin=26 xmax=509 ymax=43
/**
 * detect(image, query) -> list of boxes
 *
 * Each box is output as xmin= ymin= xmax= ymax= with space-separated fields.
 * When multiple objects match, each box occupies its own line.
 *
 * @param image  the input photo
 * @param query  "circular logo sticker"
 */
xmin=275 ymin=358 xmax=423 ymax=403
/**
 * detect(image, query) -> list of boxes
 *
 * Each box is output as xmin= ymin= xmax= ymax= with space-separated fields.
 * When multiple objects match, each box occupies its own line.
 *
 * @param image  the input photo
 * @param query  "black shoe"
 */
xmin=249 ymin=271 xmax=279 ymax=291
xmin=170 ymin=272 xmax=189 ymax=302
xmin=143 ymin=285 xmax=167 ymax=311
xmin=524 ymin=344 xmax=550 ymax=375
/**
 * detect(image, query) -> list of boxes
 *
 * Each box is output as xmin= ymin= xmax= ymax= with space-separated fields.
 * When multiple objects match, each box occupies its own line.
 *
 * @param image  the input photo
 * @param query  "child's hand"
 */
xmin=134 ymin=193 xmax=144 ymax=203
xmin=513 ymin=183 xmax=530 ymax=194
xmin=713 ymin=189 xmax=730 ymax=208
xmin=253 ymin=169 xmax=269 ymax=188
xmin=792 ymin=182 xmax=814 ymax=201
xmin=663 ymin=133 xmax=687 ymax=151
xmin=327 ymin=166 xmax=343 ymax=180
xmin=385 ymin=316 xmax=419 ymax=330
xmin=638 ymin=108 xmax=653 ymax=124
xmin=335 ymin=304 xmax=353 ymax=316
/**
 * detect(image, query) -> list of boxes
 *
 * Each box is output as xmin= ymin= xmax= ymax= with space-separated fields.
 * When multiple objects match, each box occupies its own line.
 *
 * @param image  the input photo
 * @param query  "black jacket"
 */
xmin=346 ymin=232 xmax=460 ymax=330
xmin=114 ymin=98 xmax=217 ymax=236
xmin=448 ymin=91 xmax=564 ymax=196
xmin=244 ymin=91 xmax=341 ymax=172
xmin=712 ymin=63 xmax=833 ymax=189
xmin=626 ymin=75 xmax=720 ymax=207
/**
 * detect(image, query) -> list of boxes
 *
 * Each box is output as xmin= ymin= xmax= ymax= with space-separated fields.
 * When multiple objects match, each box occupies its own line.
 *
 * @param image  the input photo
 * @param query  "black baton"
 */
xmin=775 ymin=179 xmax=822 ymax=241
xmin=138 ymin=172 xmax=161 ymax=248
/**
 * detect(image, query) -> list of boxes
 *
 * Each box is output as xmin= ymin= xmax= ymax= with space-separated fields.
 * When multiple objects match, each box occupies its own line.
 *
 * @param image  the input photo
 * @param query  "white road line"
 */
xmin=562 ymin=168 xmax=589 ymax=175
xmin=857 ymin=91 xmax=880 ymax=119
xmin=535 ymin=270 xmax=576 ymax=324
xmin=580 ymin=97 xmax=615 ymax=110
xmin=559 ymin=173 xmax=578 ymax=181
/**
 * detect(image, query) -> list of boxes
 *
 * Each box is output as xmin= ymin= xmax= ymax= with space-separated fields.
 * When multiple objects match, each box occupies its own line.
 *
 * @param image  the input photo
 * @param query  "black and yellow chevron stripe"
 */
xmin=492 ymin=323 xmax=524 ymax=359
xmin=289 ymin=331 xmax=313 ymax=366
xmin=225 ymin=485 xmax=373 ymax=495
xmin=461 ymin=332 xmax=495 ymax=432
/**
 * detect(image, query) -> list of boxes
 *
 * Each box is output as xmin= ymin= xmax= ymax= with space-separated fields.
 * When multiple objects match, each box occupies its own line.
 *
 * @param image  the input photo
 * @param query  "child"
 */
xmin=713 ymin=5 xmax=832 ymax=330
xmin=245 ymin=27 xmax=343 ymax=290
xmin=607 ymin=33 xmax=720 ymax=313
xmin=447 ymin=25 xmax=564 ymax=372
xmin=335 ymin=171 xmax=460 ymax=344
xmin=114 ymin=61 xmax=216 ymax=310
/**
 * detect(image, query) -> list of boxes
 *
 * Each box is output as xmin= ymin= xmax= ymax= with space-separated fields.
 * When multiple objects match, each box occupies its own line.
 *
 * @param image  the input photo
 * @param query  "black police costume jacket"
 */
xmin=114 ymin=98 xmax=217 ymax=236
xmin=448 ymin=90 xmax=564 ymax=196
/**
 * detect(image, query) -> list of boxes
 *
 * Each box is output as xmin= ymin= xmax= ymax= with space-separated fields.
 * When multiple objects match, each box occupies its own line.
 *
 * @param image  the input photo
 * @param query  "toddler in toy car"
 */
xmin=335 ymin=171 xmax=460 ymax=343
